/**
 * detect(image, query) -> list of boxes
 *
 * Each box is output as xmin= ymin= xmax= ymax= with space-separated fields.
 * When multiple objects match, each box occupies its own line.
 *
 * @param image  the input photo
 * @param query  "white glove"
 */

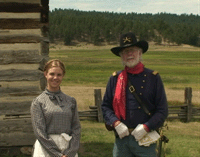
xmin=131 ymin=124 xmax=147 ymax=141
xmin=115 ymin=122 xmax=129 ymax=139
xmin=138 ymin=131 xmax=160 ymax=146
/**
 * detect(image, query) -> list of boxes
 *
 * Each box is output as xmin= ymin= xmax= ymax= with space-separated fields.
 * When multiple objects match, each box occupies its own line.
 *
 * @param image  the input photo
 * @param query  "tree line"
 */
xmin=49 ymin=9 xmax=200 ymax=47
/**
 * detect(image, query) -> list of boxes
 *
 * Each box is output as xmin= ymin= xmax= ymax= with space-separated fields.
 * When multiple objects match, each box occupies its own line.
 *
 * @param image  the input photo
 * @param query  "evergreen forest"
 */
xmin=49 ymin=9 xmax=200 ymax=47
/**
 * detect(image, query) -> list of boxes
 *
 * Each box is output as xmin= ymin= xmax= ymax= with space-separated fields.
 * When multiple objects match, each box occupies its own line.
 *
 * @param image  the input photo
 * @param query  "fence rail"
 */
xmin=2 ymin=87 xmax=199 ymax=123
xmin=82 ymin=87 xmax=200 ymax=122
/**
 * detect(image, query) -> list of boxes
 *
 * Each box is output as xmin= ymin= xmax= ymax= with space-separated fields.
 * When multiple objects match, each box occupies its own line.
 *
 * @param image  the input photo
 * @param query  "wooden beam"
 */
xmin=0 ymin=29 xmax=41 ymax=36
xmin=38 ymin=58 xmax=49 ymax=71
xmin=0 ymin=81 xmax=41 ymax=93
xmin=0 ymin=3 xmax=41 ymax=12
xmin=0 ymin=43 xmax=40 ymax=51
xmin=0 ymin=95 xmax=36 ymax=104
xmin=0 ymin=85 xmax=40 ymax=94
xmin=185 ymin=87 xmax=193 ymax=122
xmin=0 ymin=19 xmax=47 ymax=29
xmin=41 ymin=25 xmax=49 ymax=37
xmin=0 ymin=13 xmax=40 ymax=19
xmin=0 ymin=34 xmax=42 ymax=43
xmin=0 ymin=132 xmax=35 ymax=146
xmin=0 ymin=101 xmax=32 ymax=114
xmin=0 ymin=86 xmax=41 ymax=97
xmin=0 ymin=64 xmax=39 ymax=70
xmin=0 ymin=69 xmax=43 ymax=81
xmin=41 ymin=6 xmax=49 ymax=23
xmin=0 ymin=50 xmax=42 ymax=64
xmin=0 ymin=95 xmax=36 ymax=115
xmin=0 ymin=119 xmax=35 ymax=146
xmin=0 ymin=0 xmax=40 ymax=4
xmin=41 ymin=39 xmax=49 ymax=56
xmin=94 ymin=89 xmax=103 ymax=122
xmin=41 ymin=0 xmax=49 ymax=6
xmin=40 ymin=75 xmax=47 ymax=91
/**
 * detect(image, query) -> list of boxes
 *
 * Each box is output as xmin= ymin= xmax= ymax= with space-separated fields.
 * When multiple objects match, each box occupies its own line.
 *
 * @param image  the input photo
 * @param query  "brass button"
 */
xmin=140 ymin=93 xmax=142 ymax=95
xmin=141 ymin=86 xmax=144 ymax=88
xmin=144 ymin=74 xmax=147 ymax=77
xmin=138 ymin=106 xmax=141 ymax=109
xmin=143 ymin=80 xmax=145 ymax=82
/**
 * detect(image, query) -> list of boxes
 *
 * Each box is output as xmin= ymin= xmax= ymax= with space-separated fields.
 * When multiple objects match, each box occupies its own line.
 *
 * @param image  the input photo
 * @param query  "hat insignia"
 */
xmin=123 ymin=37 xmax=132 ymax=43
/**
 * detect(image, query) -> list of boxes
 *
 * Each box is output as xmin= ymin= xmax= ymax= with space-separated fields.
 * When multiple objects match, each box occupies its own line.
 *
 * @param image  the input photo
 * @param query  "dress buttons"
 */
xmin=141 ymin=86 xmax=144 ymax=88
xmin=143 ymin=80 xmax=145 ymax=82
xmin=140 ymin=93 xmax=142 ymax=95
xmin=144 ymin=74 xmax=147 ymax=77
xmin=138 ymin=106 xmax=141 ymax=109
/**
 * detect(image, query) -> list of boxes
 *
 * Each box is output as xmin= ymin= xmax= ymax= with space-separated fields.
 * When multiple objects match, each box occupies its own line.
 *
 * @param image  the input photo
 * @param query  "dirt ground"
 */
xmin=61 ymin=86 xmax=200 ymax=110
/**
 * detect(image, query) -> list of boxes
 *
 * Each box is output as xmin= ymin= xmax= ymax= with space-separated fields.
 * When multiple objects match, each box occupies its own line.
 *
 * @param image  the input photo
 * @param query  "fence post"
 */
xmin=185 ymin=87 xmax=193 ymax=122
xmin=94 ymin=89 xmax=104 ymax=122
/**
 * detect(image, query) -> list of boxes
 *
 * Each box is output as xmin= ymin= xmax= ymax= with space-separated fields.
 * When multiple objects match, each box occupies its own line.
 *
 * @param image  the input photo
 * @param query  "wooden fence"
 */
xmin=78 ymin=89 xmax=104 ymax=122
xmin=2 ymin=87 xmax=199 ymax=123
xmin=0 ymin=87 xmax=199 ymax=155
xmin=78 ymin=87 xmax=200 ymax=123
xmin=167 ymin=87 xmax=200 ymax=122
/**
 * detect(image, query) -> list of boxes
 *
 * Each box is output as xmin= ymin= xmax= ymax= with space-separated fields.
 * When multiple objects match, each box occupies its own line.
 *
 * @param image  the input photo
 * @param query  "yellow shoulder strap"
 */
xmin=112 ymin=71 xmax=117 ymax=76
xmin=152 ymin=71 xmax=159 ymax=75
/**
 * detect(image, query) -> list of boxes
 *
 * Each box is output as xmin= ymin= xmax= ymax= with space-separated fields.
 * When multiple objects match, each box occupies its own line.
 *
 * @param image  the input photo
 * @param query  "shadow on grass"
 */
xmin=158 ymin=147 xmax=172 ymax=157
xmin=78 ymin=142 xmax=113 ymax=157
xmin=79 ymin=142 xmax=172 ymax=157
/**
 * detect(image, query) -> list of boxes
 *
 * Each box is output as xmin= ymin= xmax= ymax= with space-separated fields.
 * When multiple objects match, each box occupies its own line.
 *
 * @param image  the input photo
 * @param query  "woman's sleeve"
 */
xmin=30 ymin=98 xmax=63 ymax=157
xmin=63 ymin=97 xmax=81 ymax=157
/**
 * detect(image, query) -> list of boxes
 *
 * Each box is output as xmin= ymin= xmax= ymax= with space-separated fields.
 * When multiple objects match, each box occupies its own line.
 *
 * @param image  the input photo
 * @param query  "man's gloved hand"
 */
xmin=115 ymin=122 xmax=129 ymax=139
xmin=131 ymin=124 xmax=148 ymax=141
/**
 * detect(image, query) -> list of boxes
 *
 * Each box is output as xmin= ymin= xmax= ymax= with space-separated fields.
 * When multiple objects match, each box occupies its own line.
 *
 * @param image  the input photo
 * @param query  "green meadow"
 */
xmin=49 ymin=48 xmax=200 ymax=157
xmin=6 ymin=121 xmax=199 ymax=157
xmin=3 ymin=47 xmax=200 ymax=157
xmin=50 ymin=48 xmax=200 ymax=90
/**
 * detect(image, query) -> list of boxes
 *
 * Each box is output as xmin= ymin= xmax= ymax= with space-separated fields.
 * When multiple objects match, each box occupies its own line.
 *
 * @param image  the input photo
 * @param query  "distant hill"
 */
xmin=49 ymin=9 xmax=200 ymax=47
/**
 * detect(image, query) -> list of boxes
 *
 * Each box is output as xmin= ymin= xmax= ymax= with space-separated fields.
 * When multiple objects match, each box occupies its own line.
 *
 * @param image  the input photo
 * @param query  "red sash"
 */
xmin=112 ymin=62 xmax=144 ymax=120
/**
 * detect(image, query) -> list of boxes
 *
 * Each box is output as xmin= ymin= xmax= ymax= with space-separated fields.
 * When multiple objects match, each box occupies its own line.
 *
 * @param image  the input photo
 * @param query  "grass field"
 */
xmin=3 ymin=46 xmax=199 ymax=157
xmin=4 ymin=120 xmax=199 ymax=157
xmin=49 ymin=46 xmax=200 ymax=157
xmin=50 ymin=47 xmax=200 ymax=90
xmin=79 ymin=120 xmax=200 ymax=157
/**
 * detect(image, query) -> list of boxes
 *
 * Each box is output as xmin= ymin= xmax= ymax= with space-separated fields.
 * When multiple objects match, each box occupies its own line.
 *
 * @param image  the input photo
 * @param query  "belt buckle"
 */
xmin=129 ymin=86 xmax=135 ymax=93
xmin=128 ymin=128 xmax=134 ymax=133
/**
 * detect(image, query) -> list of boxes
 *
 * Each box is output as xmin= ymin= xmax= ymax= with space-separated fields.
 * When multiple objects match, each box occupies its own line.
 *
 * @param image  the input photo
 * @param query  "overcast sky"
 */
xmin=49 ymin=0 xmax=200 ymax=15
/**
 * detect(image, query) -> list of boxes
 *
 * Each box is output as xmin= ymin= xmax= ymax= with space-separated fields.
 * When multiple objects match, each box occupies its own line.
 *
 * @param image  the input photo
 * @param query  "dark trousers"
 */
xmin=113 ymin=135 xmax=157 ymax=157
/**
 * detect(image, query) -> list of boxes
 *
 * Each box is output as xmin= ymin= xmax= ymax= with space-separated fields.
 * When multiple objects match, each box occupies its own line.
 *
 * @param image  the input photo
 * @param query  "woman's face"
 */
xmin=44 ymin=67 xmax=64 ymax=92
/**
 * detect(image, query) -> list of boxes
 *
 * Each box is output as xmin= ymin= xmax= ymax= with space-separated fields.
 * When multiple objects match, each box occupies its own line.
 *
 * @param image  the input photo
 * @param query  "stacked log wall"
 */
xmin=0 ymin=0 xmax=49 ymax=147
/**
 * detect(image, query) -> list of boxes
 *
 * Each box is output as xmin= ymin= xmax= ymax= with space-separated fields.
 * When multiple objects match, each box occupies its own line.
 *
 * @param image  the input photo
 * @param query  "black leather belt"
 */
xmin=128 ymin=128 xmax=134 ymax=133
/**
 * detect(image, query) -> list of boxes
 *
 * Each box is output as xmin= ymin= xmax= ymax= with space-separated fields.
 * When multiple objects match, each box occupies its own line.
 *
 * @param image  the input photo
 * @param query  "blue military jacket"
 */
xmin=101 ymin=68 xmax=168 ymax=131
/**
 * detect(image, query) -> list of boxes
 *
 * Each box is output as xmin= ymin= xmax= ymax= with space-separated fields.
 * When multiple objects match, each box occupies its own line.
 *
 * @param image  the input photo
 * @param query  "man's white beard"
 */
xmin=122 ymin=57 xmax=140 ymax=68
xmin=126 ymin=60 xmax=139 ymax=67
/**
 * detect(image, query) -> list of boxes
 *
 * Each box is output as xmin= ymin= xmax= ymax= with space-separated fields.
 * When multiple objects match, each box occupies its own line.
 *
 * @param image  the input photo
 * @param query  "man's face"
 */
xmin=120 ymin=46 xmax=142 ymax=68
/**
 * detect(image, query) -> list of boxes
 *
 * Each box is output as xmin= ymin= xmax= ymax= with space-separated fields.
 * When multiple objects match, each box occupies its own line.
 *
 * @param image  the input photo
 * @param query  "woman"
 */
xmin=31 ymin=59 xmax=81 ymax=157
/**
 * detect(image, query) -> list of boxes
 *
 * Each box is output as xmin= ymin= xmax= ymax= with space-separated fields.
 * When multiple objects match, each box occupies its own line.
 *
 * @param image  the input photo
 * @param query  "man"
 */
xmin=101 ymin=32 xmax=168 ymax=157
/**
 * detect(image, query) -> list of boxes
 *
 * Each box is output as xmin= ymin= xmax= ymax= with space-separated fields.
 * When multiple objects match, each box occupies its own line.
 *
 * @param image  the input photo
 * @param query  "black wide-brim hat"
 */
xmin=111 ymin=32 xmax=149 ymax=56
